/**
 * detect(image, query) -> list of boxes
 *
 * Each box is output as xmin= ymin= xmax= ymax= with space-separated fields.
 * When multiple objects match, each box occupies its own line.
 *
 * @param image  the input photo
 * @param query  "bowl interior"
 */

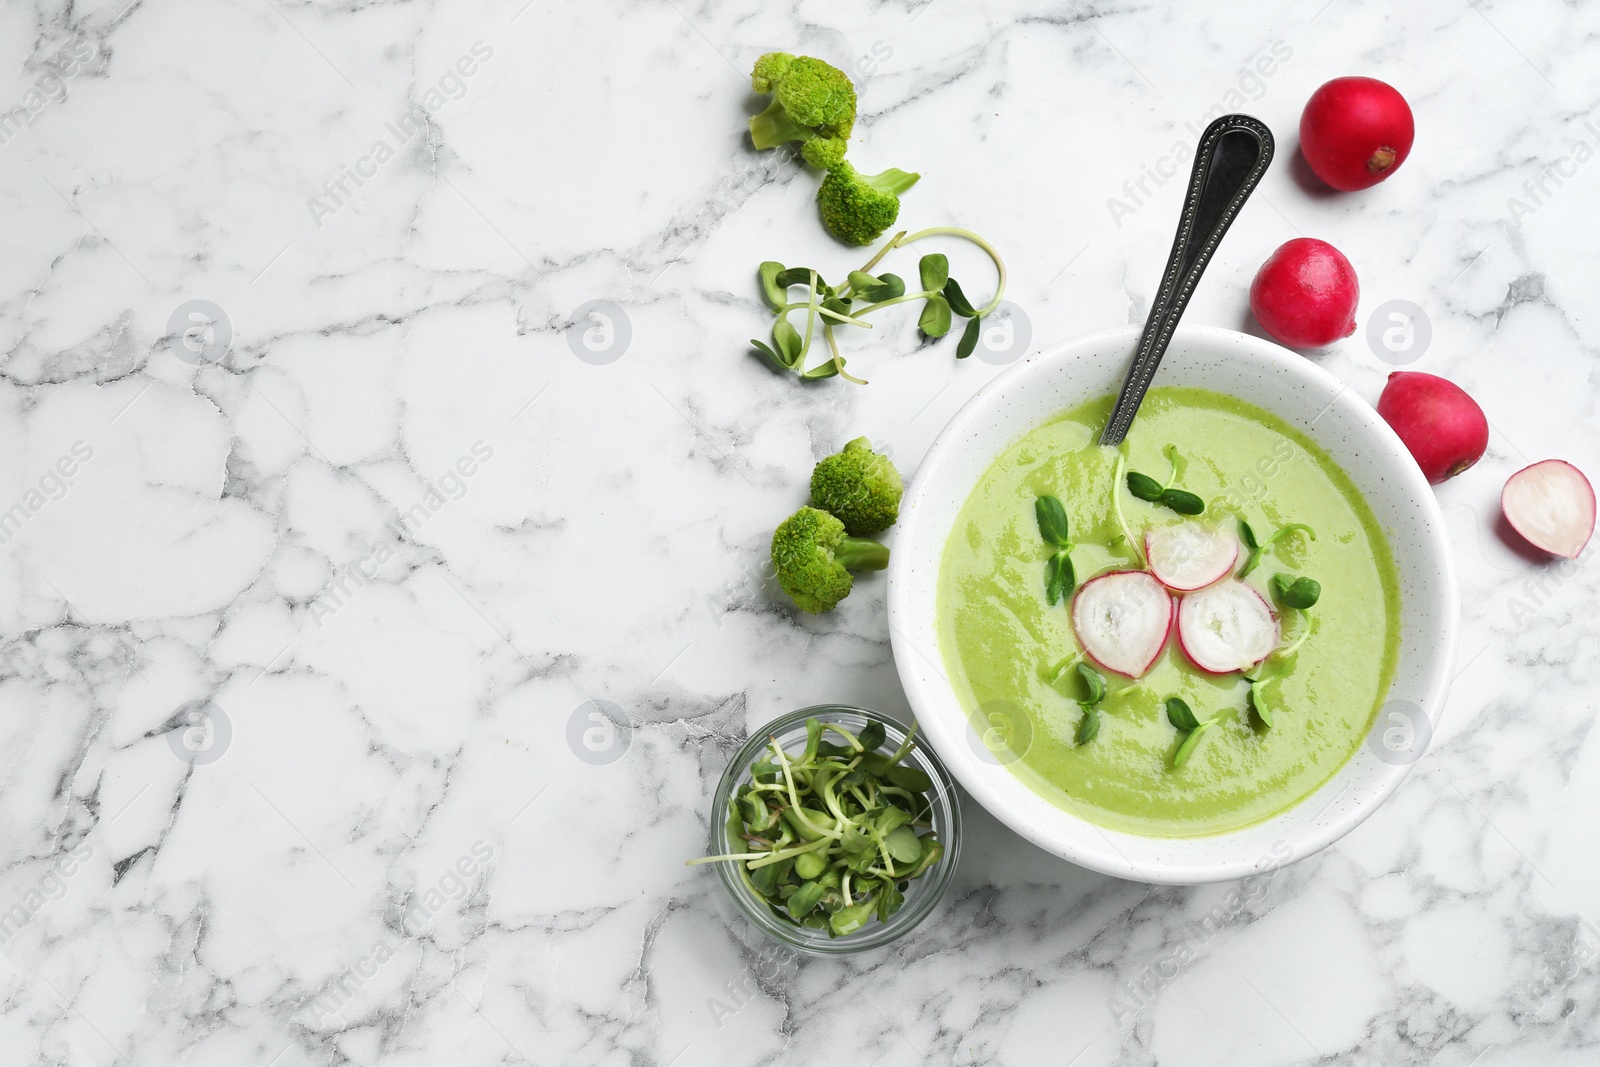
xmin=887 ymin=325 xmax=1457 ymax=884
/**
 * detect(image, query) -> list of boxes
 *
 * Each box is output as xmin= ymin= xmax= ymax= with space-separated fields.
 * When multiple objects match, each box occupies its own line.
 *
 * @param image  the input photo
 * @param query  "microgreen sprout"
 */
xmin=1042 ymin=653 xmax=1106 ymax=743
xmin=1110 ymin=451 xmax=1145 ymax=566
xmin=1034 ymin=494 xmax=1077 ymax=604
xmin=1172 ymin=717 xmax=1219 ymax=767
xmin=1237 ymin=519 xmax=1316 ymax=578
xmin=1271 ymin=572 xmax=1322 ymax=610
xmin=1165 ymin=695 xmax=1225 ymax=767
xmin=752 ymin=226 xmax=1006 ymax=383
xmin=1073 ymin=661 xmax=1108 ymax=745
xmin=1240 ymin=607 xmax=1319 ymax=730
xmin=1164 ymin=696 xmax=1201 ymax=731
xmin=1076 ymin=661 xmax=1107 ymax=705
xmin=1127 ymin=445 xmax=1205 ymax=516
xmin=1044 ymin=653 xmax=1079 ymax=685
xmin=1241 ymin=675 xmax=1274 ymax=728
xmin=687 ymin=718 xmax=945 ymax=936
xmin=1272 ymin=614 xmax=1316 ymax=662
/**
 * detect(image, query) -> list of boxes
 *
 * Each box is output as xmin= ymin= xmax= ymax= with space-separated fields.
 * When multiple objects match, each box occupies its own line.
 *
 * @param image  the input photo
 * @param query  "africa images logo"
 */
xmin=565 ymin=300 xmax=632 ymax=365
xmin=0 ymin=37 xmax=97 ymax=147
xmin=566 ymin=700 xmax=632 ymax=765
xmin=307 ymin=441 xmax=495 ymax=627
xmin=306 ymin=41 xmax=494 ymax=229
xmin=0 ymin=441 xmax=93 ymax=545
xmin=166 ymin=300 xmax=232 ymax=366
xmin=1105 ymin=40 xmax=1293 ymax=228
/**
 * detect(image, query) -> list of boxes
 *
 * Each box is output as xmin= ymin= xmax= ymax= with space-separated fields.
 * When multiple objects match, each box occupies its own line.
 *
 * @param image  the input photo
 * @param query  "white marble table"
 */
xmin=1 ymin=0 xmax=1596 ymax=1063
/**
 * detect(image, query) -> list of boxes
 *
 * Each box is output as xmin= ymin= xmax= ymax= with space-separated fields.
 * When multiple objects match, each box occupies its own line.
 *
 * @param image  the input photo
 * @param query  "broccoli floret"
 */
xmin=810 ymin=437 xmax=903 ymax=535
xmin=750 ymin=52 xmax=794 ymax=93
xmin=800 ymin=136 xmax=847 ymax=170
xmin=748 ymin=53 xmax=856 ymax=163
xmin=817 ymin=161 xmax=921 ymax=246
xmin=771 ymin=506 xmax=889 ymax=613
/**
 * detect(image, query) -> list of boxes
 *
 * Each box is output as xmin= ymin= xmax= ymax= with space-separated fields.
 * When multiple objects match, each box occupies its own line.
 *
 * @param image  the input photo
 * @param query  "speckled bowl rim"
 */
xmin=887 ymin=325 xmax=1458 ymax=885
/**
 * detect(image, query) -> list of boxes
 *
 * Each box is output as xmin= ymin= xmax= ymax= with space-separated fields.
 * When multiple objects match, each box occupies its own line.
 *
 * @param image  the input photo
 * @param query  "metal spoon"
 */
xmin=1100 ymin=114 xmax=1275 ymax=445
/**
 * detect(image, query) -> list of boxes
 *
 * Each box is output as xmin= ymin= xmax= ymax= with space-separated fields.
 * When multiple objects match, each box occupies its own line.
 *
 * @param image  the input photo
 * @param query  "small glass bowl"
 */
xmin=705 ymin=704 xmax=962 ymax=955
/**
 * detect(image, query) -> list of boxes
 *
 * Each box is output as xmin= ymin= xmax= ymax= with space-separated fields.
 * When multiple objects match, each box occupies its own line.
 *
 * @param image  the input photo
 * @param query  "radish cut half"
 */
xmin=1177 ymin=580 xmax=1279 ymax=674
xmin=1502 ymin=460 xmax=1596 ymax=559
xmin=1071 ymin=571 xmax=1173 ymax=678
xmin=1145 ymin=522 xmax=1238 ymax=591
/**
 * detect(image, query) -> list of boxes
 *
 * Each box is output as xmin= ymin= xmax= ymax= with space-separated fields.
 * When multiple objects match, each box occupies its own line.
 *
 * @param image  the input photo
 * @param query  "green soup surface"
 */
xmin=936 ymin=387 xmax=1401 ymax=837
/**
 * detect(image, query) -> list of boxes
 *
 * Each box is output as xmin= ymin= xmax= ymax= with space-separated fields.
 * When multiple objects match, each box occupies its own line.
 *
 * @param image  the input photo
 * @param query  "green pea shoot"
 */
xmin=1241 ymin=675 xmax=1275 ymax=728
xmin=1271 ymin=572 xmax=1322 ymax=610
xmin=752 ymin=227 xmax=1007 ymax=382
xmin=1241 ymin=574 xmax=1320 ymax=729
xmin=1165 ymin=696 xmax=1223 ymax=767
xmin=1127 ymin=445 xmax=1205 ymax=516
xmin=1034 ymin=494 xmax=1077 ymax=604
xmin=1237 ymin=518 xmax=1316 ymax=578
xmin=1074 ymin=661 xmax=1106 ymax=745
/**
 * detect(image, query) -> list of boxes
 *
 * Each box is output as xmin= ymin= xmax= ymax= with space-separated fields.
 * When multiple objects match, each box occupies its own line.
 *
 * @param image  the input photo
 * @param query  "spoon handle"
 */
xmin=1100 ymin=114 xmax=1275 ymax=446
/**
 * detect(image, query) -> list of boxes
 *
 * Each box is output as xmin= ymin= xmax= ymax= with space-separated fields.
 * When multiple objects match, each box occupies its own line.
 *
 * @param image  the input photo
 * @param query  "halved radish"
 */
xmin=1502 ymin=460 xmax=1596 ymax=559
xmin=1145 ymin=522 xmax=1238 ymax=591
xmin=1177 ymin=580 xmax=1279 ymax=674
xmin=1071 ymin=571 xmax=1173 ymax=678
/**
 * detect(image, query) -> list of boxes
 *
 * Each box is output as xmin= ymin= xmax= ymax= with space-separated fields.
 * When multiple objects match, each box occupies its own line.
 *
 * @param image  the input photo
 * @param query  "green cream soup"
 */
xmin=937 ymin=387 xmax=1401 ymax=837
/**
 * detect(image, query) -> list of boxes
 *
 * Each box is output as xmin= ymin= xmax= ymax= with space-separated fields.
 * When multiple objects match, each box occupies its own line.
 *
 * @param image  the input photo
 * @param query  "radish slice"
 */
xmin=1502 ymin=460 xmax=1596 ymax=559
xmin=1177 ymin=580 xmax=1279 ymax=674
xmin=1071 ymin=571 xmax=1173 ymax=678
xmin=1145 ymin=522 xmax=1238 ymax=591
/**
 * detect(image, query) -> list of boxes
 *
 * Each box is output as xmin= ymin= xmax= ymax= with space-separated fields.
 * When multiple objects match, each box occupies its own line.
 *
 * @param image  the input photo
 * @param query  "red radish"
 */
xmin=1502 ymin=460 xmax=1596 ymax=559
xmin=1376 ymin=371 xmax=1488 ymax=483
xmin=1071 ymin=571 xmax=1172 ymax=678
xmin=1249 ymin=238 xmax=1360 ymax=349
xmin=1145 ymin=522 xmax=1237 ymax=591
xmin=1300 ymin=77 xmax=1414 ymax=191
xmin=1177 ymin=580 xmax=1279 ymax=674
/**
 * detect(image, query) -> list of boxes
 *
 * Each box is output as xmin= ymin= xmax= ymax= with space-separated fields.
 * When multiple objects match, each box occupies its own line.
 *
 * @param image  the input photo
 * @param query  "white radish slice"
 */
xmin=1145 ymin=522 xmax=1238 ymax=591
xmin=1502 ymin=459 xmax=1596 ymax=560
xmin=1178 ymin=580 xmax=1279 ymax=674
xmin=1071 ymin=571 xmax=1173 ymax=678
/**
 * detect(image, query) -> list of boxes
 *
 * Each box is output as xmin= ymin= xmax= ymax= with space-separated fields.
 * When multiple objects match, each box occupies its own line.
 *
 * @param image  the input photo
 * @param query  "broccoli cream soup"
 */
xmin=937 ymin=387 xmax=1401 ymax=837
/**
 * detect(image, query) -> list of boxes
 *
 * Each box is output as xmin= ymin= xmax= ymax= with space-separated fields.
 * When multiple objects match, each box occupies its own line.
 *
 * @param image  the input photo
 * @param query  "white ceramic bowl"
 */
xmin=887 ymin=325 xmax=1458 ymax=884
